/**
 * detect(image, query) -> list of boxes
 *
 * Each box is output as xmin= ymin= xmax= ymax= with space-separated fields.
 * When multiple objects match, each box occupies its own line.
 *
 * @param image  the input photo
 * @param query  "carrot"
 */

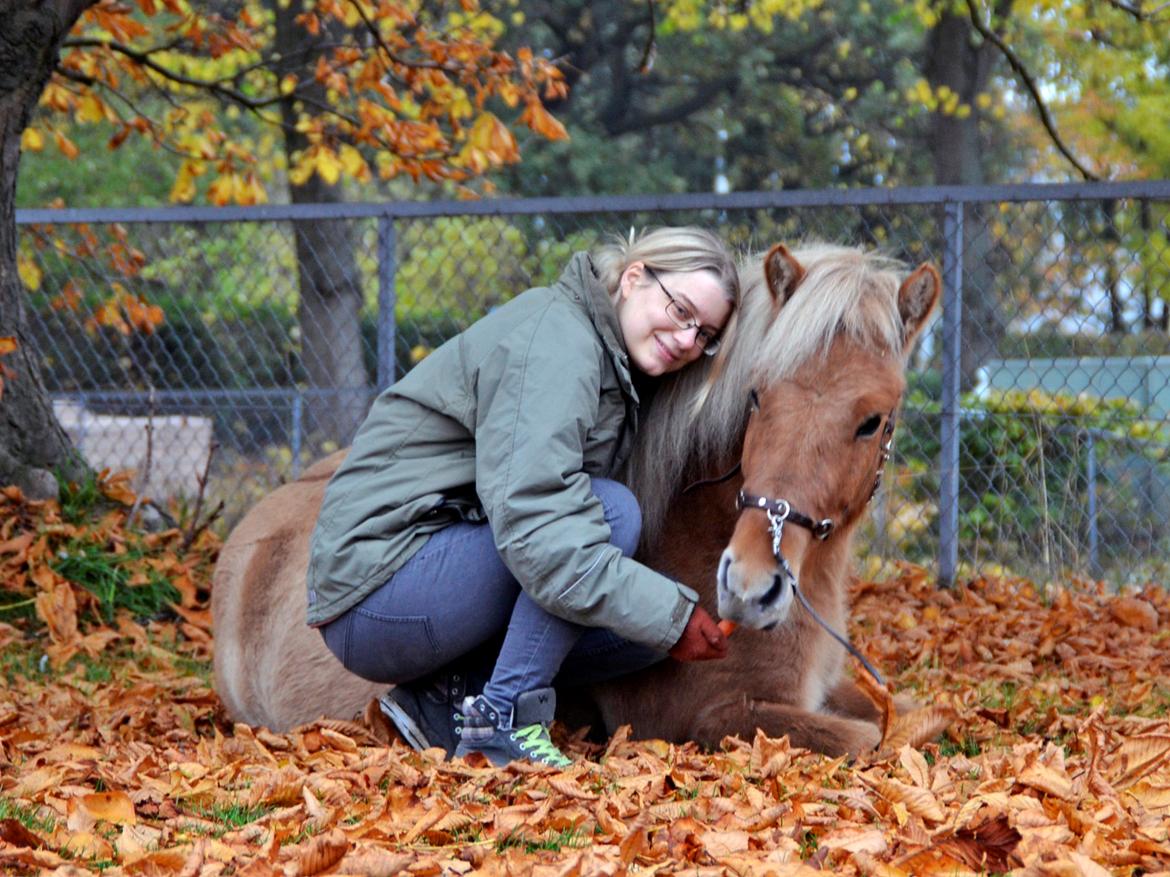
xmin=717 ymin=619 xmax=737 ymax=637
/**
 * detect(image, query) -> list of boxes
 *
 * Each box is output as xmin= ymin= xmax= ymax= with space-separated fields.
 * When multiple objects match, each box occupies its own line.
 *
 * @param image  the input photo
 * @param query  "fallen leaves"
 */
xmin=4 ymin=487 xmax=1170 ymax=874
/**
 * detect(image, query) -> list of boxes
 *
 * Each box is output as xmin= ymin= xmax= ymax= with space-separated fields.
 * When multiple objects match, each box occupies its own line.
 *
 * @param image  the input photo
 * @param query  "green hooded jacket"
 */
xmin=306 ymin=252 xmax=697 ymax=651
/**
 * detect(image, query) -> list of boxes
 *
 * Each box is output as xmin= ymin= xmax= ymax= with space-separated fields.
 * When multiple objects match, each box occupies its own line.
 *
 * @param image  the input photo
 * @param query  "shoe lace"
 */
xmin=512 ymin=725 xmax=571 ymax=767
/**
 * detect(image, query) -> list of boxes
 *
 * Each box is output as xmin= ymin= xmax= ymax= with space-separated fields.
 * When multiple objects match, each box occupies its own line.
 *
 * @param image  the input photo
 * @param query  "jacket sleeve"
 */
xmin=471 ymin=304 xmax=697 ymax=651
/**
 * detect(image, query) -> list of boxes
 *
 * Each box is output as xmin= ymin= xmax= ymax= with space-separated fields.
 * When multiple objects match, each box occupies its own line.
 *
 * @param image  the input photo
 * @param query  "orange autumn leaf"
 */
xmin=1110 ymin=734 xmax=1170 ymax=789
xmin=853 ymin=654 xmax=896 ymax=748
xmin=882 ymin=705 xmax=957 ymax=754
xmin=1108 ymin=595 xmax=1158 ymax=631
xmin=286 ymin=828 xmax=349 ymax=876
xmin=874 ymin=778 xmax=946 ymax=823
xmin=520 ymin=98 xmax=569 ymax=141
xmin=77 ymin=791 xmax=137 ymax=825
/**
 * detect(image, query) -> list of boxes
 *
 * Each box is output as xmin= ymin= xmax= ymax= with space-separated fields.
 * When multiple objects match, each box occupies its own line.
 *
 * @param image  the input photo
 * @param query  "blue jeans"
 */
xmin=320 ymin=478 xmax=663 ymax=722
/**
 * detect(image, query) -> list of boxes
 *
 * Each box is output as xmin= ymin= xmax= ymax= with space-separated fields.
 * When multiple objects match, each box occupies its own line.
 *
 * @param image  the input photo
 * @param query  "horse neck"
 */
xmin=799 ymin=529 xmax=856 ymax=626
xmin=640 ymin=446 xmax=745 ymax=610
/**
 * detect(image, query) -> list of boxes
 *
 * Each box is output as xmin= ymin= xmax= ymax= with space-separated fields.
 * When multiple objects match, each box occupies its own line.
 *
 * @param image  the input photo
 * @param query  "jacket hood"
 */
xmin=558 ymin=252 xmax=637 ymax=399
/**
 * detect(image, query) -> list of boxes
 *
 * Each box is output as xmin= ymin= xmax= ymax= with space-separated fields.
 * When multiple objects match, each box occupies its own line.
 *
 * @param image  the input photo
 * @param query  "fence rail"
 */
xmin=17 ymin=181 xmax=1170 ymax=587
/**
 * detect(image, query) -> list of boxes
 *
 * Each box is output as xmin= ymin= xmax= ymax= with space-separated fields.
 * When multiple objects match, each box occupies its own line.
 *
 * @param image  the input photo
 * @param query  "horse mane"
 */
xmin=624 ymin=241 xmax=913 ymax=545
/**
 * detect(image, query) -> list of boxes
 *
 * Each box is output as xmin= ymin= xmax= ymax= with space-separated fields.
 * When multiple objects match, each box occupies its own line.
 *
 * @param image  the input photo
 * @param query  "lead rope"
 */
xmin=791 ymin=583 xmax=885 ymax=687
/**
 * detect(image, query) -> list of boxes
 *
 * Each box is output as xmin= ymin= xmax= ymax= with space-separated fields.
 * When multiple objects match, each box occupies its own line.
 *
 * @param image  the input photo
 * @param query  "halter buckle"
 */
xmin=766 ymin=504 xmax=789 ymax=559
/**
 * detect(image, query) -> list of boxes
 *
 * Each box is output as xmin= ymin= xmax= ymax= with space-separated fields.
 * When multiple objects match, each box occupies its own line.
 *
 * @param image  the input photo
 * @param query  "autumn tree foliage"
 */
xmin=1 ymin=0 xmax=567 ymax=496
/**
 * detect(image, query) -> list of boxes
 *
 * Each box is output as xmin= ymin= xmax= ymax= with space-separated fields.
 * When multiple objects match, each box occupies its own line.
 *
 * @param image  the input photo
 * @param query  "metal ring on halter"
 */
xmin=737 ymin=490 xmax=834 ymax=541
xmin=766 ymin=505 xmax=788 ymax=559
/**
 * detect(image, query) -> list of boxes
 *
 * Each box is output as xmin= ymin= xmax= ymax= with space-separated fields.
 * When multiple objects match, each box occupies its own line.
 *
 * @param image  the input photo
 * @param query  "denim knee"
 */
xmin=591 ymin=478 xmax=642 ymax=557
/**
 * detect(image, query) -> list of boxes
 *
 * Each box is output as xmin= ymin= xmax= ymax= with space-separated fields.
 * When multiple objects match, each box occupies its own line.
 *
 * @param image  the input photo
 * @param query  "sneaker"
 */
xmin=454 ymin=688 xmax=572 ymax=768
xmin=377 ymin=672 xmax=467 ymax=757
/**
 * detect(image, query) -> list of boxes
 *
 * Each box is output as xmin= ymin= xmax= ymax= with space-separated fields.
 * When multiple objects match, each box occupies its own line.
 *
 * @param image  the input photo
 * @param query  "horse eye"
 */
xmin=855 ymin=414 xmax=882 ymax=438
xmin=749 ymin=389 xmax=760 ymax=411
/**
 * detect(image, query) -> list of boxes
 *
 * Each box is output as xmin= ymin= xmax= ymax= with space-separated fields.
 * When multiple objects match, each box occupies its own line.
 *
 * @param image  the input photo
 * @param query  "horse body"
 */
xmin=211 ymin=451 xmax=382 ymax=729
xmin=211 ymin=242 xmax=939 ymax=757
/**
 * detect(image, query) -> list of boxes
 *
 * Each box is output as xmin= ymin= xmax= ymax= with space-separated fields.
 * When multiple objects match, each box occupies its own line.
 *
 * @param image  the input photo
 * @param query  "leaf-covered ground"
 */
xmin=3 ymin=485 xmax=1170 ymax=875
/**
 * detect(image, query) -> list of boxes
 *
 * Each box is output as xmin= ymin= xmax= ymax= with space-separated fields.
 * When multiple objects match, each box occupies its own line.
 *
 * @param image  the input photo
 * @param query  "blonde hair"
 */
xmin=592 ymin=226 xmax=740 ymax=305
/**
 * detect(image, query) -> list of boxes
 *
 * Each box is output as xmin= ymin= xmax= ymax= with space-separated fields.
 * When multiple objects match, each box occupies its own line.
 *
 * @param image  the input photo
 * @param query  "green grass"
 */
xmin=51 ymin=541 xmax=181 ymax=624
xmin=186 ymin=801 xmax=274 ymax=837
xmin=0 ymin=642 xmax=49 ymax=685
xmin=798 ymin=829 xmax=819 ymax=857
xmin=0 ymin=795 xmax=58 ymax=834
xmin=0 ymin=636 xmax=212 ymax=692
xmin=936 ymin=735 xmax=983 ymax=759
xmin=283 ymin=823 xmax=320 ymax=846
xmin=57 ymin=470 xmax=108 ymax=524
xmin=496 ymin=825 xmax=588 ymax=854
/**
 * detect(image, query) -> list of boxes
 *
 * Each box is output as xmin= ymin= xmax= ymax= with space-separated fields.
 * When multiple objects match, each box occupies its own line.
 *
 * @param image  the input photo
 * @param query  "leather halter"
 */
xmin=680 ymin=390 xmax=897 ymax=552
xmin=737 ymin=390 xmax=897 ymax=558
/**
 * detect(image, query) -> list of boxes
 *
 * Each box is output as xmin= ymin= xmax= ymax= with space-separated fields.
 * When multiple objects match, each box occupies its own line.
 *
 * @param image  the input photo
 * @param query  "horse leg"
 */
xmin=823 ymin=677 xmax=881 ymax=723
xmin=688 ymin=697 xmax=881 ymax=758
xmin=824 ymin=676 xmax=921 ymax=722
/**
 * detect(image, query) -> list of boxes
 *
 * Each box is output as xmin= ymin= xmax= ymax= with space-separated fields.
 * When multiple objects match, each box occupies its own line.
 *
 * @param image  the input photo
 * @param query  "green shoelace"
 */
xmin=512 ymin=725 xmax=572 ymax=767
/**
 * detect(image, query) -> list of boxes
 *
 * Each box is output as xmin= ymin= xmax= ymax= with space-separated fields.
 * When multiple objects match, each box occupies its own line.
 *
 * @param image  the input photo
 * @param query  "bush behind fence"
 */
xmin=16 ymin=183 xmax=1170 ymax=587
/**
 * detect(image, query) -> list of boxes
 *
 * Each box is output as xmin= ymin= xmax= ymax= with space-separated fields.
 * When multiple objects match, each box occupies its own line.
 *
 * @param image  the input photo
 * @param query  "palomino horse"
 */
xmin=211 ymin=242 xmax=939 ymax=756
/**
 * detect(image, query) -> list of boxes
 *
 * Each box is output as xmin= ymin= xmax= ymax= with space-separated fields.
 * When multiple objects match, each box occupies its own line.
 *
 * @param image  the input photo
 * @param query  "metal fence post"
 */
xmin=1086 ymin=430 xmax=1100 ymax=578
xmin=291 ymin=391 xmax=303 ymax=478
xmin=938 ymin=201 xmax=964 ymax=588
xmin=376 ymin=213 xmax=398 ymax=392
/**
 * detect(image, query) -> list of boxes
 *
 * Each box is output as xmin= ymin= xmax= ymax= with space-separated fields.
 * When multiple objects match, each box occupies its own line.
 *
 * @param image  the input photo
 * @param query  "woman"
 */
xmin=307 ymin=227 xmax=739 ymax=767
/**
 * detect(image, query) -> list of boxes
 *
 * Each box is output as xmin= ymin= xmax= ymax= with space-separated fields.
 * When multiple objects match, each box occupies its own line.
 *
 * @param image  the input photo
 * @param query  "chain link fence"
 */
xmin=15 ymin=182 xmax=1170 ymax=587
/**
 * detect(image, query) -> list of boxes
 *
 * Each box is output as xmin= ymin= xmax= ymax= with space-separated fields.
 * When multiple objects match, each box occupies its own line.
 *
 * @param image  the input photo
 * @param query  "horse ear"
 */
xmin=764 ymin=243 xmax=805 ymax=307
xmin=898 ymin=263 xmax=941 ymax=350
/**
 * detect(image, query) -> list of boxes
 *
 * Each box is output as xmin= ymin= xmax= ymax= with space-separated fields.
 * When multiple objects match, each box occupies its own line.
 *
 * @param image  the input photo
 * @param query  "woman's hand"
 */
xmin=669 ymin=605 xmax=729 ymax=662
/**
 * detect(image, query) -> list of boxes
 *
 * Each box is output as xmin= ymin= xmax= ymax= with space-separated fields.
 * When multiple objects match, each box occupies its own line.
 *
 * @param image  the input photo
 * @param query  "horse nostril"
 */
xmin=759 ymin=574 xmax=786 ymax=608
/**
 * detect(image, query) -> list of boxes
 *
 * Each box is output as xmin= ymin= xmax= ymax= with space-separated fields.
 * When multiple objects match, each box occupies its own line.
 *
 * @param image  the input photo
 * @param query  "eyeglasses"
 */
xmin=645 ymin=266 xmax=722 ymax=355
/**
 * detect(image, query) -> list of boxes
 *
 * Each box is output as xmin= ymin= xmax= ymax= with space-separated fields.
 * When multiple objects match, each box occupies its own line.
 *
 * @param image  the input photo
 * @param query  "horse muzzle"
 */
xmin=716 ymin=546 xmax=798 ymax=630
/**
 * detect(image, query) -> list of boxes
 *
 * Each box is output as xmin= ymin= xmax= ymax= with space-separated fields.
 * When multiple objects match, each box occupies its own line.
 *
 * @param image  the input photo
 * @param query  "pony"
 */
xmin=211 ymin=241 xmax=940 ymax=756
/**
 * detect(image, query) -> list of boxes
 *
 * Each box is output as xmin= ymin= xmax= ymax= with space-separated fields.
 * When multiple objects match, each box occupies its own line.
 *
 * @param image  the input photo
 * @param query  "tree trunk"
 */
xmin=0 ymin=0 xmax=94 ymax=497
xmin=925 ymin=10 xmax=1002 ymax=391
xmin=272 ymin=1 xmax=370 ymax=449
xmin=1102 ymin=200 xmax=1125 ymax=335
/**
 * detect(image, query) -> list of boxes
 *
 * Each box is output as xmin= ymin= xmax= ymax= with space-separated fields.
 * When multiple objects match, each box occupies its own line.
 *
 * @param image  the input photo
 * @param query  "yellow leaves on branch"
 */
xmin=207 ymin=170 xmax=268 ymax=206
xmin=38 ymin=0 xmax=569 ymax=194
xmin=170 ymin=160 xmax=203 ymax=203
xmin=289 ymin=143 xmax=370 ymax=186
xmin=905 ymin=78 xmax=973 ymax=118
xmin=85 ymin=283 xmax=165 ymax=335
xmin=83 ymin=1 xmax=151 ymax=44
xmin=17 ymin=252 xmax=42 ymax=291
xmin=457 ymin=112 xmax=519 ymax=174
xmin=21 ymin=127 xmax=44 ymax=152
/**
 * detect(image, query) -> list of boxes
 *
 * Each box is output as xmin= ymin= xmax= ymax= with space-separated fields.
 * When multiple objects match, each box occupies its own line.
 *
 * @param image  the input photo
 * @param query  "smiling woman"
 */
xmin=273 ymin=226 xmax=742 ymax=769
xmin=613 ymin=262 xmax=732 ymax=376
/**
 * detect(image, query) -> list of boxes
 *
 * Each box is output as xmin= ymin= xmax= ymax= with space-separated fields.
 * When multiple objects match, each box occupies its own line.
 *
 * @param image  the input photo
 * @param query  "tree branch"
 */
xmin=963 ymin=0 xmax=1101 ymax=181
xmin=605 ymin=74 xmax=740 ymax=135
xmin=343 ymin=0 xmax=466 ymax=74
xmin=1102 ymin=0 xmax=1170 ymax=20
xmin=61 ymin=37 xmax=286 ymax=110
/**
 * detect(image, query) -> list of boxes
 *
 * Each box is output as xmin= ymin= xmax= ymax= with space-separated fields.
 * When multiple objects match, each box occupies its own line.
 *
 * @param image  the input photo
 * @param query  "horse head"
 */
xmin=715 ymin=243 xmax=940 ymax=630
